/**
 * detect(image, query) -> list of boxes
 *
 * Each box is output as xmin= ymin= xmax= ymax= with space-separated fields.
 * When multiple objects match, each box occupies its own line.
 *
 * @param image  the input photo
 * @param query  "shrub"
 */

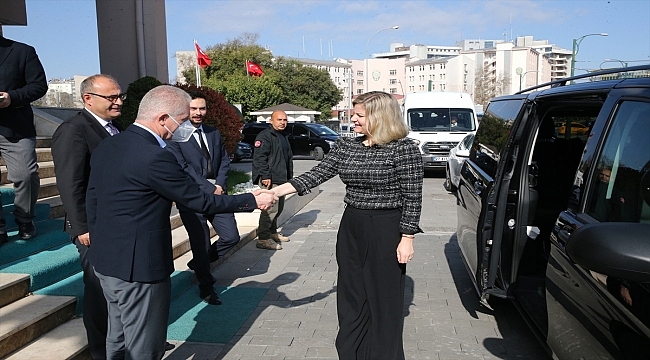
xmin=117 ymin=76 xmax=163 ymax=129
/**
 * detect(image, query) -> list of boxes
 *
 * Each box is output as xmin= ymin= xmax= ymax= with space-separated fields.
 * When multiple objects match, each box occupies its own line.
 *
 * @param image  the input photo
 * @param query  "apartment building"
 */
xmin=515 ymin=36 xmax=572 ymax=81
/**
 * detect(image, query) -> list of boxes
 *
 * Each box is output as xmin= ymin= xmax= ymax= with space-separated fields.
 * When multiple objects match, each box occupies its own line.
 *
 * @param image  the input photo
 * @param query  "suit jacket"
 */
xmin=0 ymin=36 xmax=48 ymax=138
xmin=51 ymin=109 xmax=119 ymax=238
xmin=86 ymin=125 xmax=256 ymax=283
xmin=166 ymin=124 xmax=230 ymax=195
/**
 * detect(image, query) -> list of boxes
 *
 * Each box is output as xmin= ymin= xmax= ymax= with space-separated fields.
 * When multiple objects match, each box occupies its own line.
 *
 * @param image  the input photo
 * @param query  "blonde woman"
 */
xmin=272 ymin=91 xmax=423 ymax=359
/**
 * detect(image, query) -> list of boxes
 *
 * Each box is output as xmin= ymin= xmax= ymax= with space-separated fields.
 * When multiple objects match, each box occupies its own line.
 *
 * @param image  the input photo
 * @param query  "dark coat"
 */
xmin=252 ymin=127 xmax=293 ymax=185
xmin=165 ymin=124 xmax=230 ymax=194
xmin=86 ymin=125 xmax=256 ymax=282
xmin=0 ymin=36 xmax=47 ymax=138
xmin=51 ymin=109 xmax=119 ymax=238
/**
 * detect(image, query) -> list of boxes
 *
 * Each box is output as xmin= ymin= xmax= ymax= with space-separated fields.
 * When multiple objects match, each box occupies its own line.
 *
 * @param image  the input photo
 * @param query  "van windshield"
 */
xmin=304 ymin=123 xmax=339 ymax=136
xmin=407 ymin=108 xmax=476 ymax=131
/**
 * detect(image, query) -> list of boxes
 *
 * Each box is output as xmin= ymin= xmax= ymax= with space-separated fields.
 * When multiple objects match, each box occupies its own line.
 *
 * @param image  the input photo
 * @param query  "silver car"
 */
xmin=444 ymin=133 xmax=474 ymax=192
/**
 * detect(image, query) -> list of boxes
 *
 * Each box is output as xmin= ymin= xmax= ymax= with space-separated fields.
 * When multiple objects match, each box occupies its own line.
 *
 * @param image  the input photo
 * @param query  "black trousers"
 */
xmin=179 ymin=209 xmax=239 ymax=292
xmin=335 ymin=206 xmax=406 ymax=360
xmin=74 ymin=237 xmax=108 ymax=360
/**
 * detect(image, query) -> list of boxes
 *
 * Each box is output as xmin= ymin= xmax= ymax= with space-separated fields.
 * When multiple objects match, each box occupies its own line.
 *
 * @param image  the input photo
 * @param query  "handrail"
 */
xmin=516 ymin=64 xmax=650 ymax=94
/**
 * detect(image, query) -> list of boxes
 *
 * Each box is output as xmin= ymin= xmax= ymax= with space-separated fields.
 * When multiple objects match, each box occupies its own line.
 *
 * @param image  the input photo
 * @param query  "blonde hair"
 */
xmin=353 ymin=91 xmax=408 ymax=144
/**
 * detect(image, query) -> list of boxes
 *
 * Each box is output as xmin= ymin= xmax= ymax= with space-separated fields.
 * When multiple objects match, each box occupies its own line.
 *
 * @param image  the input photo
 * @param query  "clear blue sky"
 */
xmin=4 ymin=0 xmax=649 ymax=81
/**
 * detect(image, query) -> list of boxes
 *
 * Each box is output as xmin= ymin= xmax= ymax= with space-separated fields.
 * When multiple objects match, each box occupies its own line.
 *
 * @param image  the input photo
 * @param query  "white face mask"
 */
xmin=165 ymin=114 xmax=195 ymax=142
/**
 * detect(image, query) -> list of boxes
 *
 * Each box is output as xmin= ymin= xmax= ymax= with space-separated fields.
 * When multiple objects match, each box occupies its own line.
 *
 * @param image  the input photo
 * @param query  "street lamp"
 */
xmin=365 ymin=25 xmax=399 ymax=93
xmin=601 ymin=58 xmax=628 ymax=68
xmin=516 ymin=68 xmax=540 ymax=91
xmin=570 ymin=33 xmax=608 ymax=78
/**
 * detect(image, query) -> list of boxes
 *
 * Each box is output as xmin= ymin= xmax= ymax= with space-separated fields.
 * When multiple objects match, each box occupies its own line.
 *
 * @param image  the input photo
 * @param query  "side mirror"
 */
xmin=457 ymin=149 xmax=470 ymax=158
xmin=567 ymin=222 xmax=650 ymax=283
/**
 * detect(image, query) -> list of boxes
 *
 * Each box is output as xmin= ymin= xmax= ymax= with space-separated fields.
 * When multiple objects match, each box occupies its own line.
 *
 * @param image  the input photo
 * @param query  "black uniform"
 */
xmin=252 ymin=127 xmax=293 ymax=185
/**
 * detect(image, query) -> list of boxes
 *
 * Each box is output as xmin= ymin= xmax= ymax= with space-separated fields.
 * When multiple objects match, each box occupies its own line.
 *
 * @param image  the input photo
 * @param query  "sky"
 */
xmin=3 ymin=0 xmax=650 ymax=82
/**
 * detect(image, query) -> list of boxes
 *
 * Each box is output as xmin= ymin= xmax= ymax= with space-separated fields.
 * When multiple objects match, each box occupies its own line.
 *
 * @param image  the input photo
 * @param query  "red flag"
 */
xmin=246 ymin=60 xmax=264 ymax=77
xmin=195 ymin=41 xmax=211 ymax=69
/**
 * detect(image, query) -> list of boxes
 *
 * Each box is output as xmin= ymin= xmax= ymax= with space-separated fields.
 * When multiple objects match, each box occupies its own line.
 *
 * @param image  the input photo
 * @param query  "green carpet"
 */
xmin=167 ymin=286 xmax=268 ymax=343
xmin=0 ymin=219 xmax=70 ymax=266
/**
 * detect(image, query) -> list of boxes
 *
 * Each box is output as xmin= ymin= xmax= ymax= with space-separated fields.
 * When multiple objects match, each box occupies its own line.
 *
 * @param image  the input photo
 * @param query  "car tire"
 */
xmin=229 ymin=152 xmax=240 ymax=163
xmin=312 ymin=146 xmax=324 ymax=161
xmin=444 ymin=165 xmax=457 ymax=192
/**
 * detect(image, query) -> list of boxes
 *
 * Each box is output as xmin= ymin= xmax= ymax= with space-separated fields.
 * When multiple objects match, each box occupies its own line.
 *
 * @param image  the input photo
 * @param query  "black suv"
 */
xmin=242 ymin=122 xmax=339 ymax=160
xmin=456 ymin=66 xmax=650 ymax=358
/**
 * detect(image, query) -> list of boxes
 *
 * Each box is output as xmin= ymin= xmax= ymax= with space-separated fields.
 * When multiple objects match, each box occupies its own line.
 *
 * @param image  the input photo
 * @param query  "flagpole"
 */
xmin=194 ymin=39 xmax=202 ymax=87
xmin=245 ymin=60 xmax=249 ymax=81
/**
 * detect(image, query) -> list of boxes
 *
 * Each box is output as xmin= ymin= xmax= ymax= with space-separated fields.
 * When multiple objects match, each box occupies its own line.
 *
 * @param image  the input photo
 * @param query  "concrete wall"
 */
xmin=95 ymin=0 xmax=168 ymax=90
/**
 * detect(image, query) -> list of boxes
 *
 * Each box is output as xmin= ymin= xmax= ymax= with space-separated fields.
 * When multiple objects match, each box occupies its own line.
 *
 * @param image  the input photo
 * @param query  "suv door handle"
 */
xmin=474 ymin=181 xmax=484 ymax=195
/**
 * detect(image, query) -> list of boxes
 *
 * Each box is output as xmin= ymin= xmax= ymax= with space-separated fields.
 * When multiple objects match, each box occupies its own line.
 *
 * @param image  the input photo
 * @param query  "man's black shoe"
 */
xmin=17 ymin=221 xmax=35 ymax=240
xmin=0 ymin=232 xmax=8 ymax=245
xmin=187 ymin=259 xmax=196 ymax=271
xmin=200 ymin=290 xmax=222 ymax=305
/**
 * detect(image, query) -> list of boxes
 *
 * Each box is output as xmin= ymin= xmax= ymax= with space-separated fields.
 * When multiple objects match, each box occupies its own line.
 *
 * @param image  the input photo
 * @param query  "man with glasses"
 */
xmin=0 ymin=23 xmax=48 ymax=244
xmin=51 ymin=74 xmax=124 ymax=360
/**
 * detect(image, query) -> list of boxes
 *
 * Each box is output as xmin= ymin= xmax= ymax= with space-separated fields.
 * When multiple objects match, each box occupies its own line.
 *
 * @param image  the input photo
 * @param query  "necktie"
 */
xmin=106 ymin=122 xmax=119 ymax=136
xmin=196 ymin=129 xmax=214 ymax=179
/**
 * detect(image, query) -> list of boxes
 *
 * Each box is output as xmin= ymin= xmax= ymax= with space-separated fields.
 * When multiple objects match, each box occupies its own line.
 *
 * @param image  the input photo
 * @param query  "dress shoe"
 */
xmin=271 ymin=233 xmax=290 ymax=242
xmin=0 ymin=232 xmax=7 ymax=245
xmin=165 ymin=341 xmax=175 ymax=351
xmin=200 ymin=290 xmax=222 ymax=305
xmin=187 ymin=259 xmax=197 ymax=271
xmin=17 ymin=221 xmax=36 ymax=240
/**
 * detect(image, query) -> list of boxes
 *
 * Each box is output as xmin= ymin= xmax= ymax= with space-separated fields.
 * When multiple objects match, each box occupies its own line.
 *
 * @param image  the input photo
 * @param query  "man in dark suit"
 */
xmin=166 ymin=91 xmax=240 ymax=306
xmin=0 ymin=23 xmax=48 ymax=243
xmin=86 ymin=85 xmax=275 ymax=360
xmin=51 ymin=74 xmax=124 ymax=360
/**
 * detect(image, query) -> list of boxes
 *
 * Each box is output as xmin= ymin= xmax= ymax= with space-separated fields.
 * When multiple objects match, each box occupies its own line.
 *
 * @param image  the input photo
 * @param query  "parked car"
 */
xmin=444 ymin=133 xmax=474 ymax=192
xmin=455 ymin=65 xmax=650 ymax=359
xmin=242 ymin=122 xmax=338 ymax=160
xmin=229 ymin=142 xmax=252 ymax=163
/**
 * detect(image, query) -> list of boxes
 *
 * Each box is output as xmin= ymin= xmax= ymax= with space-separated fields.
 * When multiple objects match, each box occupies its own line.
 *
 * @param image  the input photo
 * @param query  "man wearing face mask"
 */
xmin=86 ymin=85 xmax=277 ymax=360
xmin=166 ymin=91 xmax=240 ymax=306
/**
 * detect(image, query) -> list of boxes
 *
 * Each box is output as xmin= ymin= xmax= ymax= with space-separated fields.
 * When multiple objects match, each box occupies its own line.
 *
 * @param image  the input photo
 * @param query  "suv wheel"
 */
xmin=444 ymin=165 xmax=456 ymax=192
xmin=312 ymin=146 xmax=324 ymax=161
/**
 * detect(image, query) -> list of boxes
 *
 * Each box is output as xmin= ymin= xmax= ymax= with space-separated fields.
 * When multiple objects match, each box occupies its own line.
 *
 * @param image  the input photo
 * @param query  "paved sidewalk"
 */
xmin=164 ymin=160 xmax=549 ymax=360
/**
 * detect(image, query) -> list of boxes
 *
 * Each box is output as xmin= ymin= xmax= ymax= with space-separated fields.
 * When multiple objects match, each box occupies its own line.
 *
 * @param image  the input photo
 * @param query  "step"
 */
xmin=0 ymin=177 xmax=59 ymax=200
xmin=0 ymin=148 xmax=52 ymax=167
xmin=1 ymin=161 xmax=55 ymax=184
xmin=0 ymin=294 xmax=76 ymax=358
xmin=4 ymin=317 xmax=89 ymax=360
xmin=0 ymin=274 xmax=30 ymax=308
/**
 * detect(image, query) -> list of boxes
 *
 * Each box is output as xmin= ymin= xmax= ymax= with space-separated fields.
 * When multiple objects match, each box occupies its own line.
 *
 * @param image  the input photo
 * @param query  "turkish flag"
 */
xmin=246 ymin=60 xmax=264 ymax=77
xmin=195 ymin=41 xmax=212 ymax=69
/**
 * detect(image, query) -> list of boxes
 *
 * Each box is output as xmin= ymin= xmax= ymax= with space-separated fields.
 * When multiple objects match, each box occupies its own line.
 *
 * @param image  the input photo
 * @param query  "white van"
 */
xmin=403 ymin=92 xmax=478 ymax=170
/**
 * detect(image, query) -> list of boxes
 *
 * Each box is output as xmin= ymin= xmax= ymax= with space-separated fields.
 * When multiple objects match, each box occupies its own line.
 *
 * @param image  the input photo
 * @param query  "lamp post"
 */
xmin=365 ymin=26 xmax=399 ymax=93
xmin=518 ymin=70 xmax=540 ymax=92
xmin=397 ymin=79 xmax=405 ymax=96
xmin=570 ymin=33 xmax=608 ymax=79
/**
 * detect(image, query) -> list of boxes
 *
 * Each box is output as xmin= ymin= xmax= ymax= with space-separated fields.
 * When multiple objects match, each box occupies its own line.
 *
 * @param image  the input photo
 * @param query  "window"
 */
xmin=389 ymin=79 xmax=397 ymax=84
xmin=292 ymin=124 xmax=309 ymax=137
xmin=357 ymin=70 xmax=364 ymax=76
xmin=470 ymin=99 xmax=525 ymax=177
xmin=390 ymin=88 xmax=397 ymax=94
xmin=585 ymin=101 xmax=650 ymax=223
xmin=389 ymin=69 xmax=397 ymax=75
xmin=357 ymin=80 xmax=364 ymax=85
xmin=357 ymin=89 xmax=364 ymax=94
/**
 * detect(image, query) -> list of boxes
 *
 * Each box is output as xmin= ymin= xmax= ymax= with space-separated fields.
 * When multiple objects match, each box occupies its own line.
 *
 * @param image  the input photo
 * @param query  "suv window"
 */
xmin=292 ymin=124 xmax=309 ymax=137
xmin=469 ymin=99 xmax=524 ymax=177
xmin=585 ymin=101 xmax=650 ymax=223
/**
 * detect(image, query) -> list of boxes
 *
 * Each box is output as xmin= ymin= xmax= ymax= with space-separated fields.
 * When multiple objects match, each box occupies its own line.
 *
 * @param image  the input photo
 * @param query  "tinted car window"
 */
xmin=469 ymin=99 xmax=524 ymax=177
xmin=585 ymin=101 xmax=650 ymax=223
xmin=292 ymin=124 xmax=309 ymax=137
xmin=304 ymin=123 xmax=339 ymax=136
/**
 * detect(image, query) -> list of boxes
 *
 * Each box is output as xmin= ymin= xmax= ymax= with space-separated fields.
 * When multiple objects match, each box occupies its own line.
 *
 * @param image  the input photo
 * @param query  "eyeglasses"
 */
xmin=87 ymin=92 xmax=127 ymax=102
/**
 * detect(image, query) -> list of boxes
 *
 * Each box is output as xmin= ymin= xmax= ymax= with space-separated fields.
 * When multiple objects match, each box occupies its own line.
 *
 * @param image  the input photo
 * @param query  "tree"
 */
xmin=473 ymin=67 xmax=511 ymax=107
xmin=117 ymin=76 xmax=163 ymax=129
xmin=271 ymin=57 xmax=342 ymax=121
xmin=199 ymin=33 xmax=274 ymax=82
xmin=204 ymin=74 xmax=283 ymax=123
